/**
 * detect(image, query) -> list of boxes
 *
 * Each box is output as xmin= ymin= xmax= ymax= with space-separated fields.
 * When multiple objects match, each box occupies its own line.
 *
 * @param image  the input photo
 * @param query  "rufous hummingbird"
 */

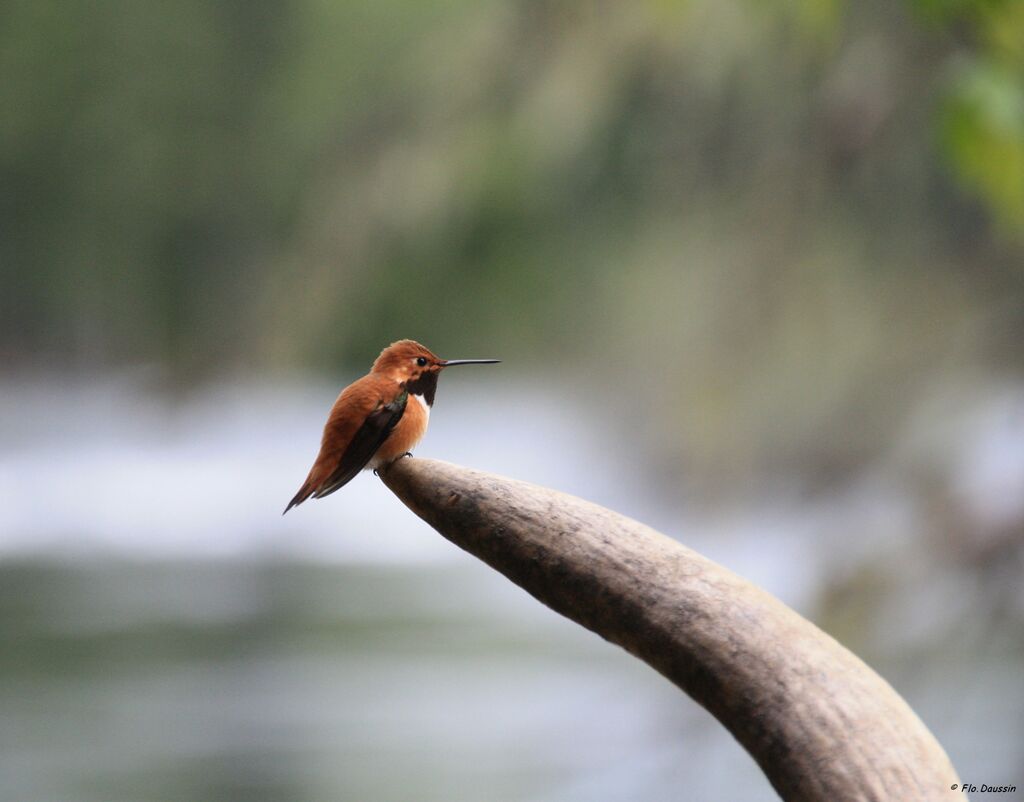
xmin=284 ymin=339 xmax=499 ymax=513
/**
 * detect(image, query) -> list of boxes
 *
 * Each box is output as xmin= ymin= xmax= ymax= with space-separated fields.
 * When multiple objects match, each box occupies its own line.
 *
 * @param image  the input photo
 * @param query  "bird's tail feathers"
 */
xmin=283 ymin=480 xmax=315 ymax=515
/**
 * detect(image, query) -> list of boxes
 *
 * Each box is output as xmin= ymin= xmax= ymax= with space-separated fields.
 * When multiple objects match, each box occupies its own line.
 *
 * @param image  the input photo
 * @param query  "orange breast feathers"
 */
xmin=372 ymin=389 xmax=428 ymax=466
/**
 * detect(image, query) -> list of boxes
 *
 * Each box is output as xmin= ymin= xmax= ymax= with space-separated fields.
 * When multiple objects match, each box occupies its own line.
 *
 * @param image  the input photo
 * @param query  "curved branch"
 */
xmin=380 ymin=457 xmax=961 ymax=801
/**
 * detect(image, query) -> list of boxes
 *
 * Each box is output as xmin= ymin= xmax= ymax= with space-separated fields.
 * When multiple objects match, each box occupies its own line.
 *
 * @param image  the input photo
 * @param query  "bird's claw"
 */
xmin=375 ymin=453 xmax=412 ymax=478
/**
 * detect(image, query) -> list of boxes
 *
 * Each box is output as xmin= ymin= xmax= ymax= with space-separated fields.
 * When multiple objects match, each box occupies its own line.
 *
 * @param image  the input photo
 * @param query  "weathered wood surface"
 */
xmin=380 ymin=457 xmax=961 ymax=801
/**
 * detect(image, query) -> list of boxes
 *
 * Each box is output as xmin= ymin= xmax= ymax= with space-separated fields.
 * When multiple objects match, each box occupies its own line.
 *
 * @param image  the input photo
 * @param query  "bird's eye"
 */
xmin=416 ymin=357 xmax=428 ymax=367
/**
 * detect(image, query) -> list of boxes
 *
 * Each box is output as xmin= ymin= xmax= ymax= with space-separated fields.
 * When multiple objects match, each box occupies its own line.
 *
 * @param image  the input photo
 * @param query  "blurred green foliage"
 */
xmin=2 ymin=0 xmax=1021 ymax=369
xmin=914 ymin=0 xmax=1024 ymax=232
xmin=1 ymin=0 xmax=475 ymax=369
xmin=2 ymin=1 xmax=1022 ymax=488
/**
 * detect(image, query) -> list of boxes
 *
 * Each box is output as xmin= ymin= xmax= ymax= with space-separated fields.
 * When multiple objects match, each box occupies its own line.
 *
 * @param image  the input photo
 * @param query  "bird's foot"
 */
xmin=377 ymin=453 xmax=413 ymax=478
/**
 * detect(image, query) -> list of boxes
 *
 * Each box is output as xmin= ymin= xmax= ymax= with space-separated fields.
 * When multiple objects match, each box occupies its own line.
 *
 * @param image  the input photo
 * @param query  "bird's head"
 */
xmin=371 ymin=340 xmax=499 ymax=386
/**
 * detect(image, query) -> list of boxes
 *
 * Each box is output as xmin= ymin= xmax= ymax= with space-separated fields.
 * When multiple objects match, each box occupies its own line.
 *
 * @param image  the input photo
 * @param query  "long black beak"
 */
xmin=440 ymin=359 xmax=501 ymax=367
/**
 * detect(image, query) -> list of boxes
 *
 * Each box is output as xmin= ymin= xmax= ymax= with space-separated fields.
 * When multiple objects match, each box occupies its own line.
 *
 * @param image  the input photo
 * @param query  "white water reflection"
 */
xmin=0 ymin=373 xmax=827 ymax=612
xmin=0 ymin=373 xmax=680 ymax=563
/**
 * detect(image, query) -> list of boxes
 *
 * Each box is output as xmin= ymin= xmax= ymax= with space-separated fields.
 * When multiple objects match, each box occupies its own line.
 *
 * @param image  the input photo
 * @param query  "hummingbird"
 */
xmin=284 ymin=339 xmax=499 ymax=513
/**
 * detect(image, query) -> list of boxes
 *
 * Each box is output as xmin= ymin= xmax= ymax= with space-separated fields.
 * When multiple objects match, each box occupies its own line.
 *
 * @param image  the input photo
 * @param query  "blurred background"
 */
xmin=2 ymin=0 xmax=1023 ymax=799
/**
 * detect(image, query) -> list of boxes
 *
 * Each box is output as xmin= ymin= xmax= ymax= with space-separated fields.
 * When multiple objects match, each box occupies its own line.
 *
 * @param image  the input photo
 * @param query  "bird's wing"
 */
xmin=312 ymin=389 xmax=408 ymax=499
xmin=283 ymin=379 xmax=408 ymax=513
